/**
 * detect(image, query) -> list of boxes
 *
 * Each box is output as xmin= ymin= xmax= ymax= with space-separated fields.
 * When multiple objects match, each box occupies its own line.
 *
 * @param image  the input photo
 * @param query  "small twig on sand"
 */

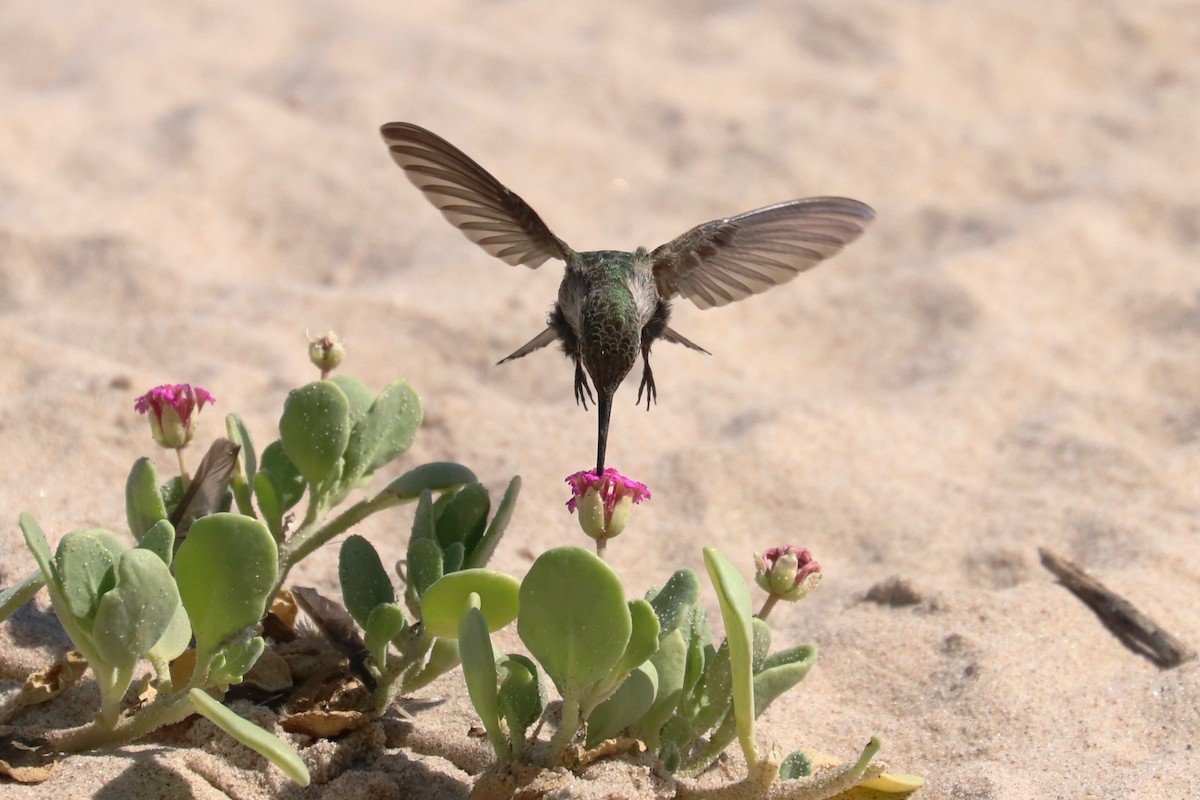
xmin=1039 ymin=547 xmax=1195 ymax=669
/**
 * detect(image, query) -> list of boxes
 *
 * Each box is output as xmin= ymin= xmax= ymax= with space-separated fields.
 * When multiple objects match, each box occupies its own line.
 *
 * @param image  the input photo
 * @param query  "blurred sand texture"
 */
xmin=1 ymin=1 xmax=1197 ymax=798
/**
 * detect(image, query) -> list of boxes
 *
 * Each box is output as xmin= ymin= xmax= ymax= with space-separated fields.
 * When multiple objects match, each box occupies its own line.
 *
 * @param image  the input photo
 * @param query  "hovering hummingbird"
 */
xmin=380 ymin=122 xmax=874 ymax=475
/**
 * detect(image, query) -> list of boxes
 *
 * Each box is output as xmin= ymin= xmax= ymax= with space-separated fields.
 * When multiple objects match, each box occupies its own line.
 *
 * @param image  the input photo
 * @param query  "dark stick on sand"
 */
xmin=1039 ymin=547 xmax=1195 ymax=669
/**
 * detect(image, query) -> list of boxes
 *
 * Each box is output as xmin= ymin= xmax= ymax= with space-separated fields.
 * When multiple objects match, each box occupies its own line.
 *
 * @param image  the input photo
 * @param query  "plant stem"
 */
xmin=176 ymin=448 xmax=190 ymax=487
xmin=756 ymin=594 xmax=779 ymax=620
xmin=46 ymin=690 xmax=200 ymax=753
xmin=272 ymin=491 xmax=409 ymax=601
xmin=546 ymin=692 xmax=582 ymax=765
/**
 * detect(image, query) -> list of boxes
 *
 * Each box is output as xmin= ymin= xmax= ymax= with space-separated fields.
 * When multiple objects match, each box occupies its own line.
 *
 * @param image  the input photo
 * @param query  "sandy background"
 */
xmin=1 ymin=1 xmax=1198 ymax=798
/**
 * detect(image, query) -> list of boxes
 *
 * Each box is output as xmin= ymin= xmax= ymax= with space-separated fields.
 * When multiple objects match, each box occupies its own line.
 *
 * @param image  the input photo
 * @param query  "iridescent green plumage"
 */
xmin=381 ymin=122 xmax=875 ymax=474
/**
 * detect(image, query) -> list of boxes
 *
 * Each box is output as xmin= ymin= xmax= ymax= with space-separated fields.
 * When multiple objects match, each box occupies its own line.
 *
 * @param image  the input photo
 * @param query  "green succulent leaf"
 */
xmin=253 ymin=472 xmax=284 ymax=540
xmin=136 ymin=519 xmax=175 ymax=565
xmin=613 ymin=599 xmax=660 ymax=680
xmin=459 ymin=602 xmax=508 ymax=760
xmin=343 ymin=380 xmax=423 ymax=479
xmin=126 ymin=458 xmax=168 ymax=539
xmin=278 ymin=380 xmax=351 ymax=486
xmin=148 ymin=602 xmax=192 ymax=666
xmin=188 ymin=688 xmax=310 ymax=786
xmin=402 ymin=637 xmax=461 ymax=692
xmin=175 ymin=514 xmax=278 ymax=663
xmin=215 ymin=636 xmax=267 ymax=685
xmin=259 ymin=441 xmax=305 ymax=512
xmin=364 ymin=602 xmax=406 ymax=667
xmin=421 ymin=569 xmax=520 ymax=639
xmin=703 ymin=547 xmax=757 ymax=766
xmin=752 ymin=618 xmax=771 ymax=673
xmin=648 ymin=569 xmax=701 ymax=638
xmin=442 ymin=541 xmax=465 ymax=574
xmin=498 ymin=654 xmax=545 ymax=748
xmin=518 ymin=547 xmax=631 ymax=695
xmin=754 ymin=643 xmax=818 ymax=717
xmin=435 ymin=483 xmax=490 ymax=551
xmin=381 ymin=462 xmax=477 ymax=502
xmin=225 ymin=414 xmax=257 ymax=516
xmin=55 ymin=529 xmax=125 ymax=623
xmin=0 ymin=570 xmax=45 ymax=624
xmin=328 ymin=376 xmax=374 ymax=428
xmin=410 ymin=490 xmax=436 ymax=542
xmin=160 ymin=477 xmax=184 ymax=519
xmin=586 ymin=661 xmax=659 ymax=748
xmin=92 ymin=548 xmax=181 ymax=669
xmin=633 ymin=628 xmax=688 ymax=749
xmin=779 ymin=750 xmax=813 ymax=780
xmin=465 ymin=476 xmax=520 ymax=569
xmin=339 ymin=535 xmax=396 ymax=628
xmin=406 ymin=537 xmax=444 ymax=600
xmin=20 ymin=513 xmax=58 ymax=589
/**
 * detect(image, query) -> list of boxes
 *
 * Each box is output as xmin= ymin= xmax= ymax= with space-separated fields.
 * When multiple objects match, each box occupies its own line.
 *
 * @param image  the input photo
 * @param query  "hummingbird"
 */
xmin=380 ymin=122 xmax=874 ymax=476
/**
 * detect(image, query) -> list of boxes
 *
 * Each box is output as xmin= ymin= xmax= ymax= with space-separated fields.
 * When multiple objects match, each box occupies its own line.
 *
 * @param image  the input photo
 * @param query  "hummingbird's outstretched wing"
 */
xmin=498 ymin=327 xmax=558 ymax=364
xmin=381 ymin=122 xmax=572 ymax=268
xmin=650 ymin=197 xmax=874 ymax=310
xmin=662 ymin=326 xmax=711 ymax=354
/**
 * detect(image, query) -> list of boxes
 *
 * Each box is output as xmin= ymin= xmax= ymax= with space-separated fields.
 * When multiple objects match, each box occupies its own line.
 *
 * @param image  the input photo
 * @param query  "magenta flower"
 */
xmin=754 ymin=545 xmax=821 ymax=602
xmin=565 ymin=468 xmax=651 ymax=543
xmin=134 ymin=383 xmax=214 ymax=449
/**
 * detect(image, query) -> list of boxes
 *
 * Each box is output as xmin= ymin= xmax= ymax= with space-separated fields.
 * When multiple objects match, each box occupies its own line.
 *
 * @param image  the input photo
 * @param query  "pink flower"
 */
xmin=754 ymin=545 xmax=821 ymax=602
xmin=135 ymin=383 xmax=214 ymax=449
xmin=565 ymin=468 xmax=651 ymax=541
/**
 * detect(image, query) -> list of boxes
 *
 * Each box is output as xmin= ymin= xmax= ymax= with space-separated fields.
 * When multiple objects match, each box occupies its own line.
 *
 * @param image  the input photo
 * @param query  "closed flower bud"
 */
xmin=134 ymin=384 xmax=214 ymax=449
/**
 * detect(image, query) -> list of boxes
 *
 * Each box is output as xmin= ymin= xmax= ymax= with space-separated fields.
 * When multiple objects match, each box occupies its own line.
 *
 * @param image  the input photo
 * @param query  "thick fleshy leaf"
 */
xmin=364 ymin=602 xmax=407 ymax=668
xmin=147 ymin=602 xmax=192 ymax=666
xmin=435 ymin=483 xmax=490 ymax=551
xmin=278 ymin=381 xmax=351 ymax=486
xmin=259 ymin=441 xmax=305 ymax=512
xmin=381 ymin=462 xmax=476 ymax=502
xmin=648 ymin=569 xmax=701 ymax=637
xmin=586 ymin=662 xmax=658 ymax=748
xmin=421 ymin=569 xmax=520 ymax=639
xmin=459 ymin=603 xmax=507 ymax=758
xmin=634 ymin=628 xmax=688 ymax=747
xmin=339 ymin=535 xmax=396 ymax=628
xmin=342 ymin=381 xmax=422 ymax=478
xmin=20 ymin=513 xmax=58 ymax=589
xmin=225 ymin=414 xmax=257 ymax=516
xmin=92 ymin=548 xmax=181 ymax=669
xmin=752 ymin=618 xmax=771 ymax=673
xmin=175 ymin=514 xmax=278 ymax=659
xmin=254 ymin=472 xmax=284 ymax=540
xmin=55 ymin=529 xmax=125 ymax=622
xmin=136 ymin=519 xmax=175 ymax=565
xmin=614 ymin=599 xmax=660 ymax=678
xmin=518 ymin=547 xmax=631 ymax=694
xmin=125 ymin=458 xmax=168 ymax=539
xmin=406 ymin=537 xmax=444 ymax=599
xmin=754 ymin=643 xmax=818 ymax=717
xmin=215 ymin=636 xmax=267 ymax=684
xmin=464 ymin=476 xmax=520 ymax=569
xmin=188 ymin=688 xmax=310 ymax=786
xmin=0 ymin=570 xmax=45 ymax=624
xmin=498 ymin=654 xmax=545 ymax=745
xmin=329 ymin=376 xmax=374 ymax=428
xmin=703 ymin=547 xmax=757 ymax=765
xmin=780 ymin=750 xmax=813 ymax=780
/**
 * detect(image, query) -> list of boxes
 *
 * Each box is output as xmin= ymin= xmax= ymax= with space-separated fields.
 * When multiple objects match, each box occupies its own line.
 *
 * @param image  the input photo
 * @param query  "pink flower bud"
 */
xmin=754 ymin=545 xmax=821 ymax=602
xmin=565 ymin=468 xmax=651 ymax=541
xmin=134 ymin=383 xmax=214 ymax=449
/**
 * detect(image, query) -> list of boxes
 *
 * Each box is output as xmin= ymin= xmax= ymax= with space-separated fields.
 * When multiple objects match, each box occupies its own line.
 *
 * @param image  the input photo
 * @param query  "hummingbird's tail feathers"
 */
xmin=574 ymin=360 xmax=595 ymax=410
xmin=380 ymin=122 xmax=574 ymax=269
xmin=662 ymin=326 xmax=712 ymax=355
xmin=596 ymin=391 xmax=613 ymax=476
xmin=649 ymin=197 xmax=875 ymax=310
xmin=498 ymin=327 xmax=558 ymax=364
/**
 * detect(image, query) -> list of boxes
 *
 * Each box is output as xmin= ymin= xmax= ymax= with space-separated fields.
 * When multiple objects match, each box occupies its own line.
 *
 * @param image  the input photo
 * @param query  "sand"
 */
xmin=1 ymin=1 xmax=1198 ymax=798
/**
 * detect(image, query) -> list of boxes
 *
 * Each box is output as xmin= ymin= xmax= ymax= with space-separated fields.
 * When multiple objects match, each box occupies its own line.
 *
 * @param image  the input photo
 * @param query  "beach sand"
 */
xmin=1 ymin=1 xmax=1197 ymax=798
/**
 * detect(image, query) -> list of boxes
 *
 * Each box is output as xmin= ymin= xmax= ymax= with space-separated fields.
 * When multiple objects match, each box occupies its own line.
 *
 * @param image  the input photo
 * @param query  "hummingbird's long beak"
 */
xmin=596 ymin=390 xmax=613 ymax=476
